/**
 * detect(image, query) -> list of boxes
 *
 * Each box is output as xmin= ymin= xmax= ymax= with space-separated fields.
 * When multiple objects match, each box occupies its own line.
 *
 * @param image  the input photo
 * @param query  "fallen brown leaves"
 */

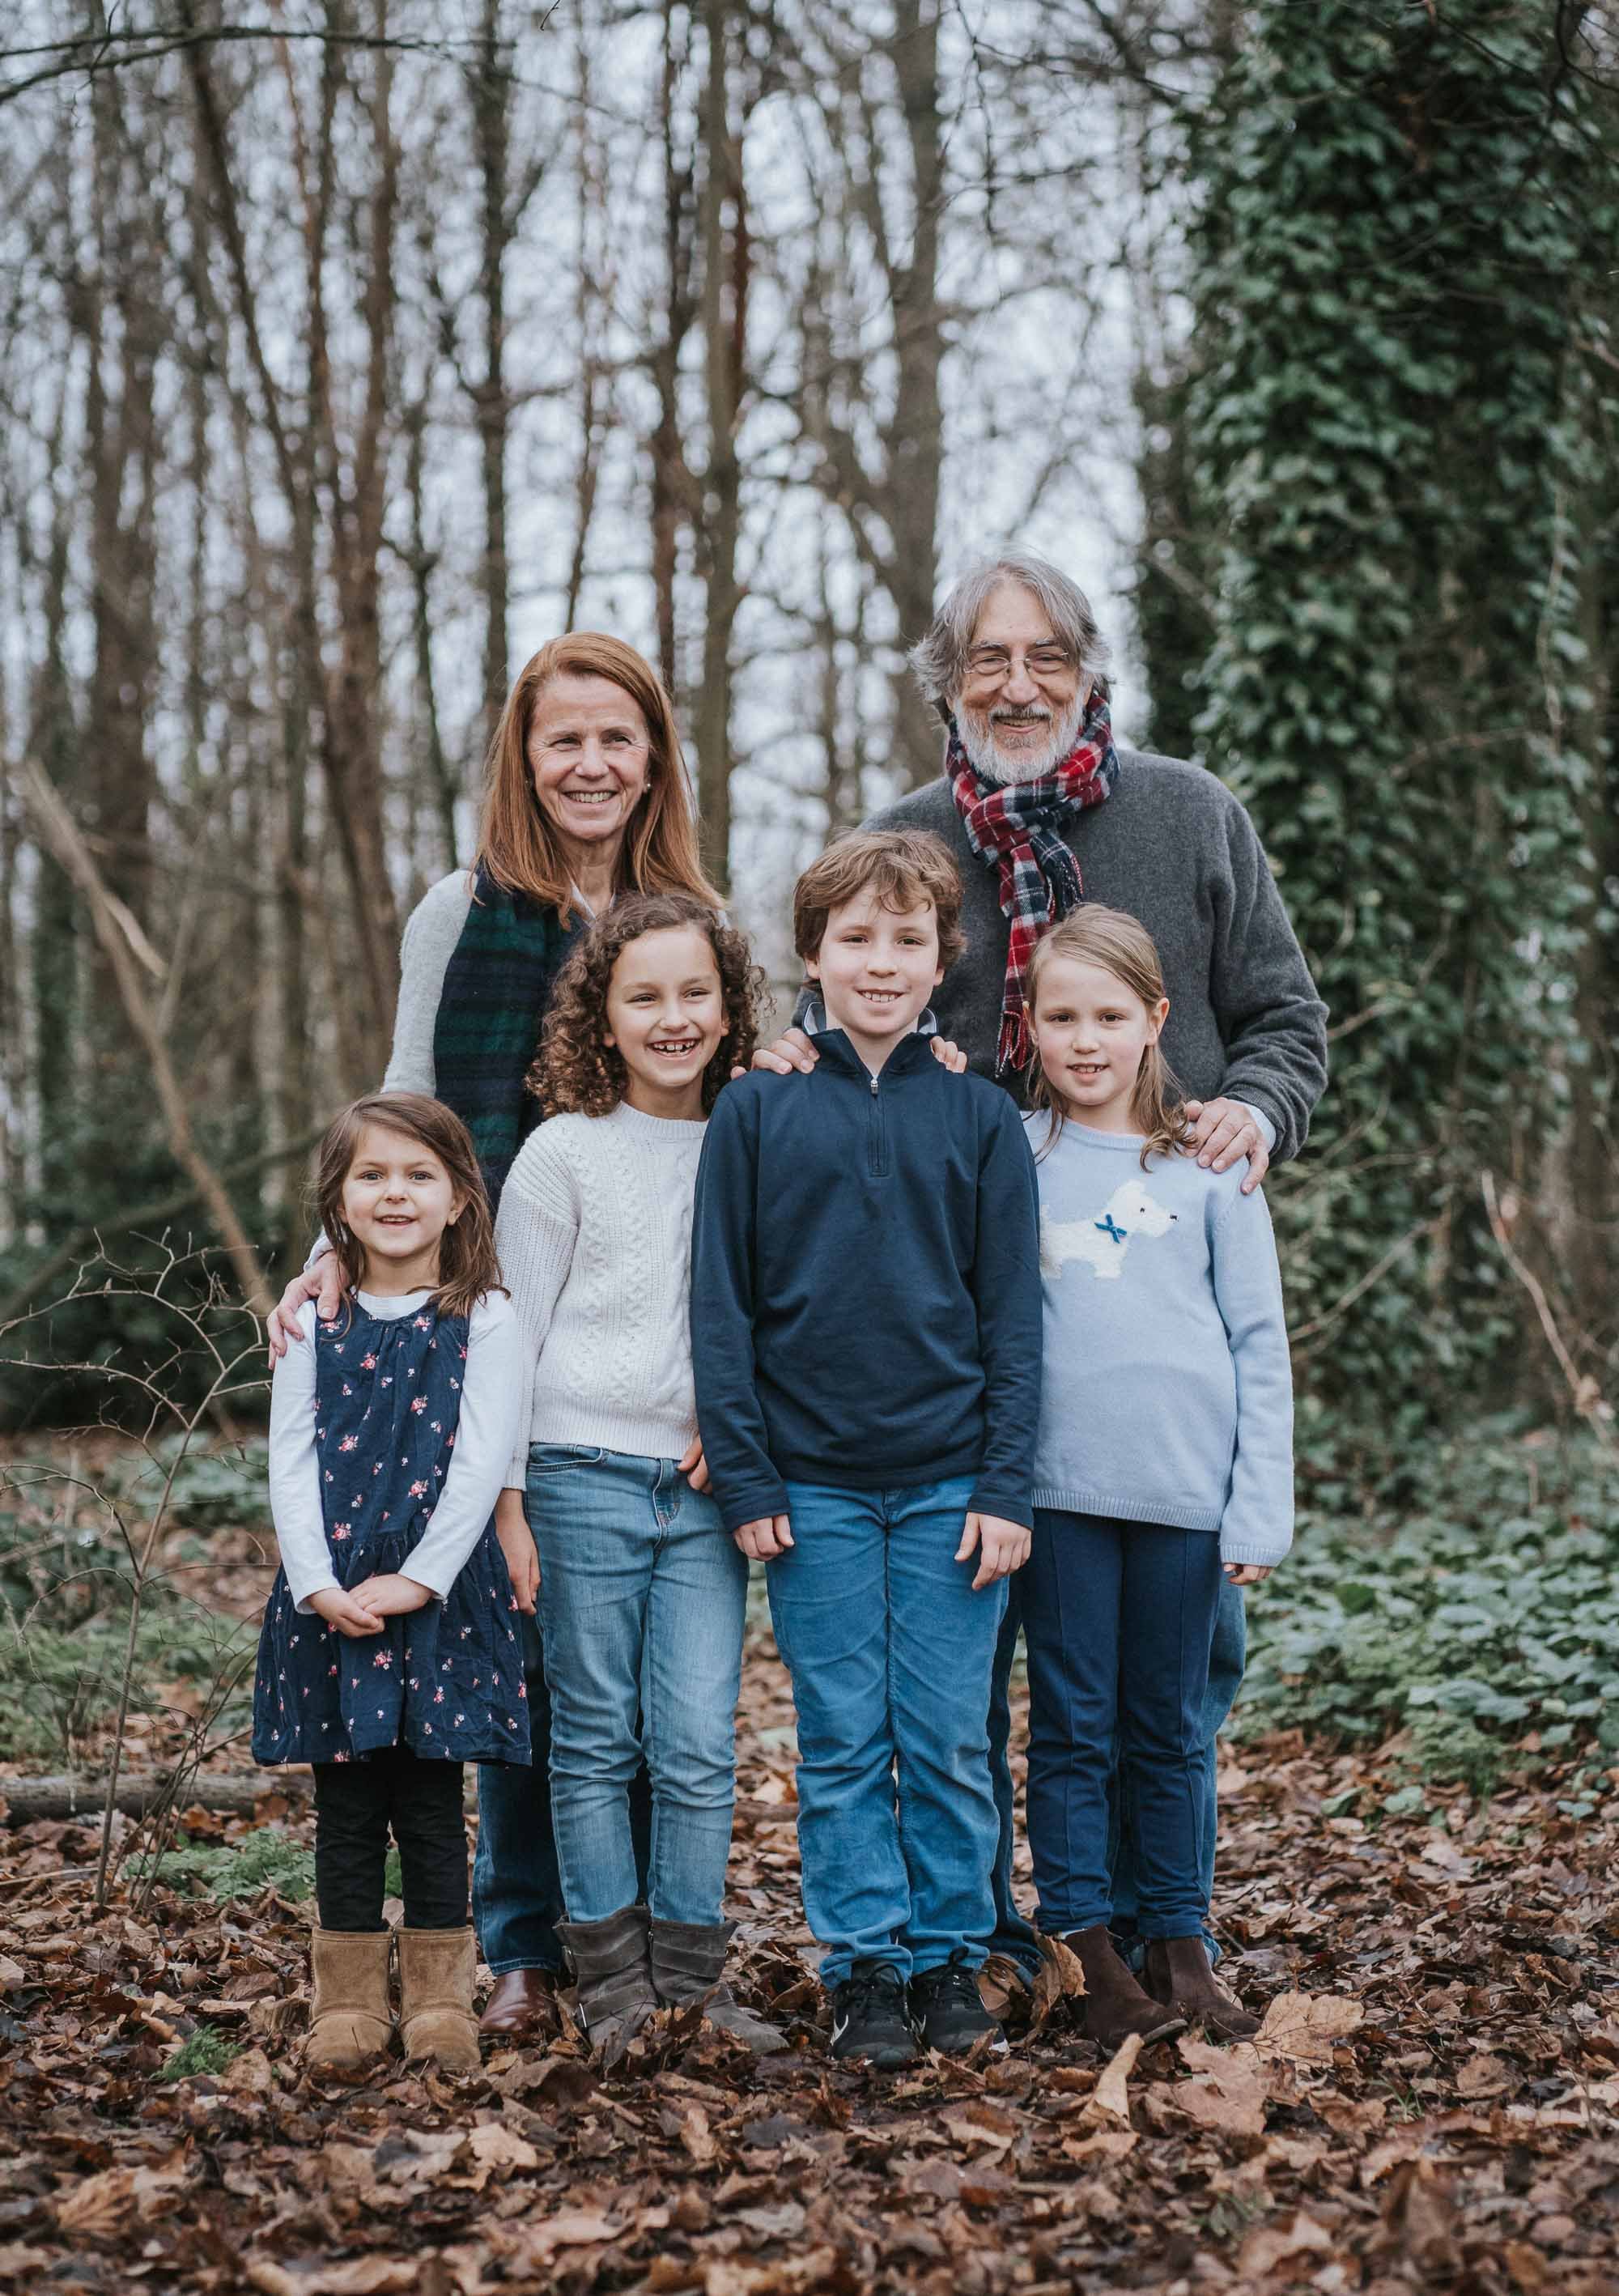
xmin=3 ymin=1631 xmax=1619 ymax=2295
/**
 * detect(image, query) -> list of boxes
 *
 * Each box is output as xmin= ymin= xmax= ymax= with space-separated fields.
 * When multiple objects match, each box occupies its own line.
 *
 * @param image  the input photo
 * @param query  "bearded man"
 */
xmin=763 ymin=549 xmax=1328 ymax=1989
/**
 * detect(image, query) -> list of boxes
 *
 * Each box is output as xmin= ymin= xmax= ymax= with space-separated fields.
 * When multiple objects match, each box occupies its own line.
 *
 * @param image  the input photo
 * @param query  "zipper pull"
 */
xmin=871 ymin=1074 xmax=879 ymax=1095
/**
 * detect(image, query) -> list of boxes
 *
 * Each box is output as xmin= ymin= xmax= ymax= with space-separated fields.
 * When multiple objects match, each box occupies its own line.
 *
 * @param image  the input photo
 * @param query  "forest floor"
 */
xmin=3 ymin=1613 xmax=1619 ymax=2296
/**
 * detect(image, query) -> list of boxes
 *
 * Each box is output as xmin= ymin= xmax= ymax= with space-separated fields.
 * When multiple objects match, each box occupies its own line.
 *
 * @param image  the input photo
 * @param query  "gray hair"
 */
xmin=907 ymin=551 xmax=1112 ymax=712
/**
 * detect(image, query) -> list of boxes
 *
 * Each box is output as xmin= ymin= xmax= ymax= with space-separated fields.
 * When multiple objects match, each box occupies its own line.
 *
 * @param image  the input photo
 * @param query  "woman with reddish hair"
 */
xmin=268 ymin=631 xmax=719 ymax=2045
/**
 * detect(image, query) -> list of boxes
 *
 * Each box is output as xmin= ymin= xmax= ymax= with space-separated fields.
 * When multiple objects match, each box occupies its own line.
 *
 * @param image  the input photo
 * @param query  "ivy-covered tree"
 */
xmin=1176 ymin=0 xmax=1619 ymax=1418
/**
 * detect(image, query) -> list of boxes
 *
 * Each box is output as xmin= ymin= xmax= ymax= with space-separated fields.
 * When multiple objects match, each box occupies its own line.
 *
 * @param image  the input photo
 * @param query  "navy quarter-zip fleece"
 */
xmin=690 ymin=1028 xmax=1043 ymax=1536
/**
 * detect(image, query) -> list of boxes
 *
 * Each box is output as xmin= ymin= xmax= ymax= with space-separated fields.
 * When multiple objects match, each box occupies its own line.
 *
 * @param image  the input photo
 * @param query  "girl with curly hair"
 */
xmin=490 ymin=894 xmax=780 ymax=2062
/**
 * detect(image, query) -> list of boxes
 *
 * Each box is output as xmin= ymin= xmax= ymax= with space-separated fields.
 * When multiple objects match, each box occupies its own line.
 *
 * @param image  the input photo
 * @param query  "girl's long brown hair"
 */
xmin=314 ymin=1094 xmax=502 ymax=1319
xmin=476 ymin=633 xmax=721 ymax=918
xmin=1023 ymin=907 xmax=1192 ymax=1171
xmin=531 ymin=895 xmax=770 ymax=1119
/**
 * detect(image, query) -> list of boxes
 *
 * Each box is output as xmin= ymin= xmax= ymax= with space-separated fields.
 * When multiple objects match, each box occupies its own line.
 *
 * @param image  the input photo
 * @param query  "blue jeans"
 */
xmin=989 ymin=1565 xmax=1245 ymax=1967
xmin=472 ymin=1463 xmax=654 ymax=1973
xmin=531 ymin=1445 xmax=747 ymax=1926
xmin=1023 ymin=1508 xmax=1223 ymax=1939
xmin=767 ymin=1476 xmax=1005 ymax=1988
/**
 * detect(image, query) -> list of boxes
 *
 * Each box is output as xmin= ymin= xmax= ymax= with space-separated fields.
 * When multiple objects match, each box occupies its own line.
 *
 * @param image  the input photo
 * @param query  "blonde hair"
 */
xmin=314 ymin=1094 xmax=501 ymax=1320
xmin=793 ymin=828 xmax=967 ymax=972
xmin=475 ymin=633 xmax=721 ymax=919
xmin=1023 ymin=908 xmax=1190 ymax=1169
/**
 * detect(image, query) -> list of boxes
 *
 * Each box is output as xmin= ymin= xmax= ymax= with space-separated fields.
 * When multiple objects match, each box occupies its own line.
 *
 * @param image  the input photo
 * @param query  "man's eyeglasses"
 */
xmin=963 ymin=644 xmax=1074 ymax=686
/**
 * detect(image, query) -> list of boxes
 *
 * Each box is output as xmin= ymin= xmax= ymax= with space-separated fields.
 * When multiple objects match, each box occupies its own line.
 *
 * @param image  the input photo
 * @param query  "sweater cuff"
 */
xmin=968 ymin=1480 xmax=1033 ymax=1533
xmin=288 ymin=1567 xmax=340 ymax=1617
xmin=717 ymin=1475 xmax=792 ymax=1538
xmin=1218 ymin=1533 xmax=1292 ymax=1568
xmin=1233 ymin=1101 xmax=1277 ymax=1156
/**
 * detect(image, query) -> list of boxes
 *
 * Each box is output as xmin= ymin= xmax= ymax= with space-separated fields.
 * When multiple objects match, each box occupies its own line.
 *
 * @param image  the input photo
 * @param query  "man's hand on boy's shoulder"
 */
xmin=733 ymin=1513 xmax=794 ymax=1559
xmin=742 ymin=1027 xmax=968 ymax=1078
xmin=956 ymin=1512 xmax=1031 ymax=1591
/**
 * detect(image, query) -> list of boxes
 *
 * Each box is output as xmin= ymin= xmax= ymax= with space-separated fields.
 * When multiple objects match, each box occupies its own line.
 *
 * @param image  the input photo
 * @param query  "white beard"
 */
xmin=956 ymin=694 xmax=1086 ymax=786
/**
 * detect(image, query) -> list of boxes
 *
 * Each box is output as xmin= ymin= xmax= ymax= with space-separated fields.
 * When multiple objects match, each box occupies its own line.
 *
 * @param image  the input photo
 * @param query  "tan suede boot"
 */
xmin=1143 ymin=1936 xmax=1261 ymax=2041
xmin=1065 ymin=1924 xmax=1185 ymax=2051
xmin=397 ymin=1926 xmax=480 ymax=2072
xmin=307 ymin=1928 xmax=394 ymax=2068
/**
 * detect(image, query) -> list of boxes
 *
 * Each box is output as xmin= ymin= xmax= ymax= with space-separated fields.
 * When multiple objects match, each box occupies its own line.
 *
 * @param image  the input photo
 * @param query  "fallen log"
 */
xmin=0 ymin=1771 xmax=312 ymax=1826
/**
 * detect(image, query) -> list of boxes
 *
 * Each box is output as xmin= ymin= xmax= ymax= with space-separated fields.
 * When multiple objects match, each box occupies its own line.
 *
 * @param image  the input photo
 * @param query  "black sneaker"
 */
xmin=909 ymin=1952 xmax=1006 ymax=2056
xmin=828 ymin=1959 xmax=917 ymax=2069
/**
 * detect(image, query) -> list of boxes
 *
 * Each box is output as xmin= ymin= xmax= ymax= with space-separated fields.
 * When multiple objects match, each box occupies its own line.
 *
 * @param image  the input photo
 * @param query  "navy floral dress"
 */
xmin=252 ymin=1300 xmax=531 ymax=1768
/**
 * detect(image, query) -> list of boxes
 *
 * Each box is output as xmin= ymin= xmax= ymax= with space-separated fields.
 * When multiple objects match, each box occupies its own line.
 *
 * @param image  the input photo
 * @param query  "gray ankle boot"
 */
xmin=557 ymin=1905 xmax=658 ymax=2067
xmin=650 ymin=1916 xmax=786 ymax=2055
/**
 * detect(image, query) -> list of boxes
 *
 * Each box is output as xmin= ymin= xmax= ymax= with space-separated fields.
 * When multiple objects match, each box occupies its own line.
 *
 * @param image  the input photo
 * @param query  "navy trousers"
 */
xmin=1020 ymin=1507 xmax=1224 ymax=1939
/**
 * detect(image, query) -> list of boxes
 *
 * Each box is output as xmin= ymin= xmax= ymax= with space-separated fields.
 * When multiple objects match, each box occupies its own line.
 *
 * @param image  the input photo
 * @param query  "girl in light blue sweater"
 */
xmin=1019 ymin=906 xmax=1293 ymax=2050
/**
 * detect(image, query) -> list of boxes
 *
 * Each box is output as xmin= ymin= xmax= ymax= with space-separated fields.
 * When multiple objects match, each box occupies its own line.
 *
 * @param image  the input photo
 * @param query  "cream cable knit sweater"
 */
xmin=493 ymin=1101 xmax=707 ymax=1485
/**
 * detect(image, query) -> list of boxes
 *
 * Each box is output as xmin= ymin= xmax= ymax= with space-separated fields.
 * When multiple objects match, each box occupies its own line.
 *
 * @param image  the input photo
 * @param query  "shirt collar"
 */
xmin=801 ymin=995 xmax=939 ymax=1042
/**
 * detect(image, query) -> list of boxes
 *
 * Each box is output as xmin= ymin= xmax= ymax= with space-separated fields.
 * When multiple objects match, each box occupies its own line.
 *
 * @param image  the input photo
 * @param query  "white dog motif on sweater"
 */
xmin=1041 ymin=1180 xmax=1177 ymax=1282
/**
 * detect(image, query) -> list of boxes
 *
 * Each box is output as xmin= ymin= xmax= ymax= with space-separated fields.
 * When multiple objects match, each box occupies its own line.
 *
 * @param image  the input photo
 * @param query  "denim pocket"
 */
xmin=528 ymin=1444 xmax=607 ymax=1475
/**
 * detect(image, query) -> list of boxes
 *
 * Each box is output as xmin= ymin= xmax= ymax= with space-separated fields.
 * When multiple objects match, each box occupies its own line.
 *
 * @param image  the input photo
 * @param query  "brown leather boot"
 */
xmin=480 ymin=1966 xmax=562 ymax=2043
xmin=1065 ymin=1924 xmax=1185 ymax=2051
xmin=1143 ymin=1936 xmax=1260 ymax=2041
xmin=397 ymin=1926 xmax=481 ymax=2072
xmin=307 ymin=1928 xmax=394 ymax=2068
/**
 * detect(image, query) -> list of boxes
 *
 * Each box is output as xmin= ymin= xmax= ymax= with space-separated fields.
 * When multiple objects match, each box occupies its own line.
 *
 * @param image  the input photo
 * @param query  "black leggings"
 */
xmin=312 ymin=1748 xmax=468 ymax=1931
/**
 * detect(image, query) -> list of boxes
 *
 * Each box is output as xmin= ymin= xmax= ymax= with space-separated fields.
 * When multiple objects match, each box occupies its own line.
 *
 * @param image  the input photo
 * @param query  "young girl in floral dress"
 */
xmin=253 ymin=1093 xmax=527 ymax=2071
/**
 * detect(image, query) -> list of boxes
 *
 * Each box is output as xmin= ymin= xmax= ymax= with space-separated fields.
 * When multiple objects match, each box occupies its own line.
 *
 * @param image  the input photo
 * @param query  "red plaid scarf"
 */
xmin=949 ymin=691 xmax=1119 ymax=1072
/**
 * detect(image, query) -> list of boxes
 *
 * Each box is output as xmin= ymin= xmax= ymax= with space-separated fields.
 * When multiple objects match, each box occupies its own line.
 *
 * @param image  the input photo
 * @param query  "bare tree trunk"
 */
xmin=694 ymin=0 xmax=746 ymax=891
xmin=472 ymin=0 xmax=512 ymax=746
xmin=28 ymin=370 xmax=83 ymax=1218
xmin=881 ymin=0 xmax=944 ymax=789
xmin=563 ymin=19 xmax=609 ymax=631
xmin=404 ymin=400 xmax=458 ymax=867
xmin=650 ymin=0 xmax=698 ymax=699
xmin=318 ymin=0 xmax=402 ymax=1060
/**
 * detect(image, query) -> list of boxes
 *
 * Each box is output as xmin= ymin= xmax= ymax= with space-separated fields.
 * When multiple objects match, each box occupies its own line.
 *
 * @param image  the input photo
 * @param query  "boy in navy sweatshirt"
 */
xmin=691 ymin=830 xmax=1041 ymax=2067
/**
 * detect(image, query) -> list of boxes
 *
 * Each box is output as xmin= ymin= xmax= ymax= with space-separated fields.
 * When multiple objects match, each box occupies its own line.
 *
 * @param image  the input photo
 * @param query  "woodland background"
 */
xmin=0 ymin=0 xmax=1617 ymax=1434
xmin=2 ymin=10 xmax=1619 ymax=2291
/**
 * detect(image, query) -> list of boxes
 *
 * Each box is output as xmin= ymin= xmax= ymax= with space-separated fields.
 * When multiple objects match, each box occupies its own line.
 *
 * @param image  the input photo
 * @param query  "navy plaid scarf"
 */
xmin=431 ymin=868 xmax=580 ymax=1210
xmin=949 ymin=690 xmax=1119 ymax=1072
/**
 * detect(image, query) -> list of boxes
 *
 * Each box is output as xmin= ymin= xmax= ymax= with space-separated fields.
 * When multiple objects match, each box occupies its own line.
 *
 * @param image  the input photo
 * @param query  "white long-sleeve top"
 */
xmin=494 ymin=1103 xmax=707 ymax=1485
xmin=268 ymin=1288 xmax=523 ymax=1611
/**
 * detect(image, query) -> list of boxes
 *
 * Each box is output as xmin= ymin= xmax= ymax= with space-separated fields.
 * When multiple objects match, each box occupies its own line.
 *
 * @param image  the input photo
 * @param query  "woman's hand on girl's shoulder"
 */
xmin=1223 ymin=1563 xmax=1273 ymax=1587
xmin=266 ymin=1251 xmax=347 ymax=1363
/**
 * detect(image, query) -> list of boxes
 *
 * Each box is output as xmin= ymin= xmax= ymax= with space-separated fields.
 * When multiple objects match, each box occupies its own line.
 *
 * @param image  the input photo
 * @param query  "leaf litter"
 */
xmin=2 ymin=1623 xmax=1618 ymax=2293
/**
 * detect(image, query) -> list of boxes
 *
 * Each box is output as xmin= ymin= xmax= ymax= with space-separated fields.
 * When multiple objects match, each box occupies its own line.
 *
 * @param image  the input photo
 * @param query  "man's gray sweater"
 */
xmin=860 ymin=748 xmax=1328 ymax=1163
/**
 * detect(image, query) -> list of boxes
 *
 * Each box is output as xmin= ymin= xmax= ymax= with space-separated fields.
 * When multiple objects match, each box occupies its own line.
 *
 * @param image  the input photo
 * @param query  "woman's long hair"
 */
xmin=1023 ymin=907 xmax=1191 ymax=1170
xmin=314 ymin=1093 xmax=502 ymax=1319
xmin=475 ymin=633 xmax=721 ymax=918
xmin=531 ymin=895 xmax=770 ymax=1119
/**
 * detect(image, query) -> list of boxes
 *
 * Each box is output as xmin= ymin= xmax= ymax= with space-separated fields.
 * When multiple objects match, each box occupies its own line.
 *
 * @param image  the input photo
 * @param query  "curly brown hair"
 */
xmin=529 ymin=895 xmax=770 ymax=1119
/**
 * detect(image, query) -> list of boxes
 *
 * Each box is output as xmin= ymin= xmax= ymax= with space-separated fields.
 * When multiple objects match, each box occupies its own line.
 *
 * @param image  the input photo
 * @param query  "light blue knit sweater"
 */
xmin=1025 ymin=1115 xmax=1294 ymax=1568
